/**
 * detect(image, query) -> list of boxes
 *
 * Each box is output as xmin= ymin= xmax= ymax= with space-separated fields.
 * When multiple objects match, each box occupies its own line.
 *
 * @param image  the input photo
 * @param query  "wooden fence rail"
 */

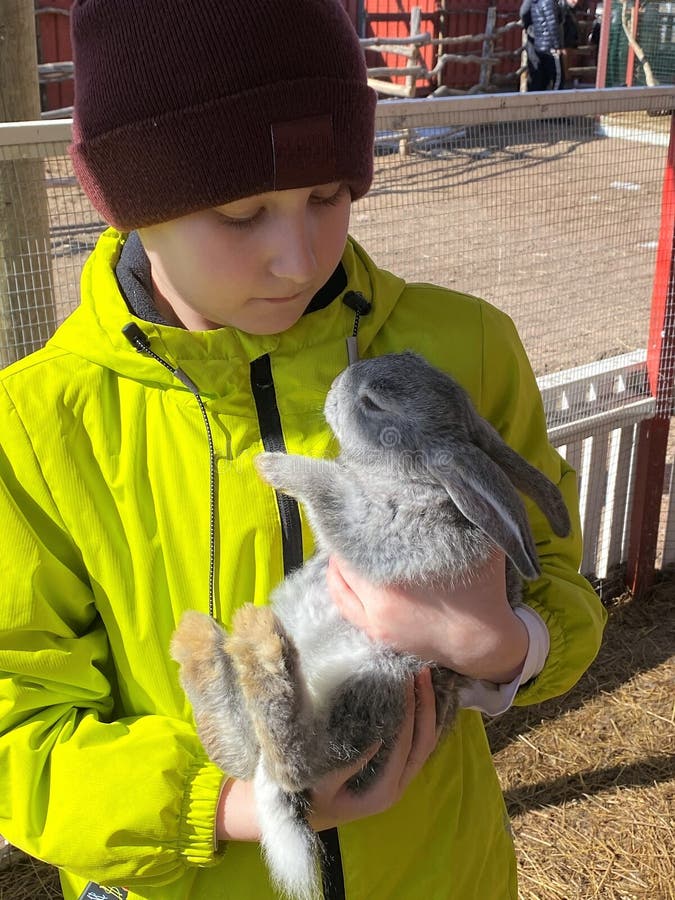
xmin=362 ymin=5 xmax=525 ymax=97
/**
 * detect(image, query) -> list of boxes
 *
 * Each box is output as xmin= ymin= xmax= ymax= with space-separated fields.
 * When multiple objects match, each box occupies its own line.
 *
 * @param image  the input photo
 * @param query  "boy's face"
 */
xmin=138 ymin=182 xmax=351 ymax=334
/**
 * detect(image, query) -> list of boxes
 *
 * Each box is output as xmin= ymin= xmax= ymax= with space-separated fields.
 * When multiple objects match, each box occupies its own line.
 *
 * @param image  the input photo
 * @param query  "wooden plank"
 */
xmin=581 ymin=433 xmax=610 ymax=576
xmin=367 ymin=78 xmax=414 ymax=98
xmin=599 ymin=425 xmax=638 ymax=575
xmin=546 ymin=398 xmax=654 ymax=445
xmin=374 ymin=86 xmax=675 ymax=130
xmin=405 ymin=6 xmax=423 ymax=98
xmin=565 ymin=440 xmax=584 ymax=501
xmin=661 ymin=456 xmax=675 ymax=565
xmin=479 ymin=6 xmax=497 ymax=90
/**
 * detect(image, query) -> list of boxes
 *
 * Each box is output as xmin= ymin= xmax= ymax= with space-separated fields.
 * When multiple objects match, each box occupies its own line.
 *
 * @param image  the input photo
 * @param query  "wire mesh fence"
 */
xmin=355 ymin=89 xmax=669 ymax=377
xmin=1 ymin=87 xmax=674 ymax=589
xmin=0 ymin=122 xmax=102 ymax=365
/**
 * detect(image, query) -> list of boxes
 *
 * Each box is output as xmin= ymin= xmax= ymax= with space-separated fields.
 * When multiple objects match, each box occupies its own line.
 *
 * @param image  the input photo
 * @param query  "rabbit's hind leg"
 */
xmin=171 ymin=610 xmax=260 ymax=779
xmin=229 ymin=604 xmax=317 ymax=793
xmin=430 ymin=665 xmax=460 ymax=733
xmin=325 ymin=669 xmax=409 ymax=792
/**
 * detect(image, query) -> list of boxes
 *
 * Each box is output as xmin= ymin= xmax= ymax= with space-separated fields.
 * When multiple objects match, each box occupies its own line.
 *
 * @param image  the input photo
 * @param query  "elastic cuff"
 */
xmin=457 ymin=604 xmax=550 ymax=716
xmin=178 ymin=759 xmax=227 ymax=866
xmin=513 ymin=604 xmax=550 ymax=684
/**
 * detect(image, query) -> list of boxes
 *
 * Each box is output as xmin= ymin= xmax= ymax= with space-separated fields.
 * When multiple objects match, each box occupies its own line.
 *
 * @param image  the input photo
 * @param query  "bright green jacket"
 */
xmin=0 ymin=230 xmax=605 ymax=899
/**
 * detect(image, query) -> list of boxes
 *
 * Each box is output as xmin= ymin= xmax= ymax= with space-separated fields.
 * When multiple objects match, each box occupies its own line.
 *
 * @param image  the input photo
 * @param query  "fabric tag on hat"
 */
xmin=77 ymin=883 xmax=129 ymax=900
xmin=271 ymin=114 xmax=336 ymax=189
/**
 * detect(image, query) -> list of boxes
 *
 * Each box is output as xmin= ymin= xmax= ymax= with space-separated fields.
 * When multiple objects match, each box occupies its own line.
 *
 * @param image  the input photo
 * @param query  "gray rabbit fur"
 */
xmin=171 ymin=351 xmax=570 ymax=900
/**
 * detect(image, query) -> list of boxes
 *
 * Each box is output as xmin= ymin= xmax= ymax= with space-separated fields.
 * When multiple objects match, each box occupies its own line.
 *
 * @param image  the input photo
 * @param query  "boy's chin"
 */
xmin=237 ymin=302 xmax=308 ymax=335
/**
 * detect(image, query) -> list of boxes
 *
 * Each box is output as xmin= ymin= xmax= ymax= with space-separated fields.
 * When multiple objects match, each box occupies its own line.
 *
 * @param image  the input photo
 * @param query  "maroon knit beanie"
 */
xmin=69 ymin=0 xmax=376 ymax=230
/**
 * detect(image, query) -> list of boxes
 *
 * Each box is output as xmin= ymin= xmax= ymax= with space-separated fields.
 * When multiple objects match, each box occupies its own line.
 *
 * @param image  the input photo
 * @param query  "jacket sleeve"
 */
xmin=478 ymin=305 xmax=607 ymax=705
xmin=0 ymin=384 xmax=224 ymax=887
xmin=543 ymin=0 xmax=564 ymax=49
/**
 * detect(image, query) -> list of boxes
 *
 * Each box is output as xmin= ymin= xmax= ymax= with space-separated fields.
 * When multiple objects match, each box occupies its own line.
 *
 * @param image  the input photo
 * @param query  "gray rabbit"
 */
xmin=171 ymin=350 xmax=570 ymax=900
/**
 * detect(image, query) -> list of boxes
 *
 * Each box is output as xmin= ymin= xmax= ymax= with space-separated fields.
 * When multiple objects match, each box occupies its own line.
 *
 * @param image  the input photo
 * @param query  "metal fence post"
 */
xmin=626 ymin=110 xmax=675 ymax=596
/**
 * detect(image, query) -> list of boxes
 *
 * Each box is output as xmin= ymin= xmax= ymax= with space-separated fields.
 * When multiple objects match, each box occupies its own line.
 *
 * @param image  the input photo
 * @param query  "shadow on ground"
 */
xmin=486 ymin=572 xmax=675 ymax=756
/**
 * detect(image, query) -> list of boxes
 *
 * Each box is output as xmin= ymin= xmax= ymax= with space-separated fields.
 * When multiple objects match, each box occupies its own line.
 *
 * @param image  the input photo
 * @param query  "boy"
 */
xmin=0 ymin=1 xmax=605 ymax=898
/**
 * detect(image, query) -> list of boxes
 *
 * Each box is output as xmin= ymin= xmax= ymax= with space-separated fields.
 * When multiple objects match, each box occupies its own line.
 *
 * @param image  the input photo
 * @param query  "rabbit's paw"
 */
xmin=171 ymin=610 xmax=225 ymax=683
xmin=171 ymin=611 xmax=260 ymax=779
xmin=229 ymin=605 xmax=316 ymax=792
xmin=254 ymin=451 xmax=290 ymax=487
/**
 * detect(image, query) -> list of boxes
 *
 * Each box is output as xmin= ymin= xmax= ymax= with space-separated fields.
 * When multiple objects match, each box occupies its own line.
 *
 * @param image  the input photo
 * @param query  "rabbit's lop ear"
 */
xmin=469 ymin=415 xmax=571 ymax=538
xmin=430 ymin=443 xmax=541 ymax=580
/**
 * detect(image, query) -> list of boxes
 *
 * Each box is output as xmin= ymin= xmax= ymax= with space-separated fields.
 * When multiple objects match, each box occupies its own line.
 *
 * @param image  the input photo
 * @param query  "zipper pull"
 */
xmin=346 ymin=335 xmax=359 ymax=365
xmin=342 ymin=291 xmax=372 ymax=366
xmin=122 ymin=323 xmax=200 ymax=394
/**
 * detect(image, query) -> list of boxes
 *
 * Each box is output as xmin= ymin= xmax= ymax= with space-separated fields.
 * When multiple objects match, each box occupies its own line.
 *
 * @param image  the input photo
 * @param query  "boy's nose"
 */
xmin=268 ymin=217 xmax=318 ymax=285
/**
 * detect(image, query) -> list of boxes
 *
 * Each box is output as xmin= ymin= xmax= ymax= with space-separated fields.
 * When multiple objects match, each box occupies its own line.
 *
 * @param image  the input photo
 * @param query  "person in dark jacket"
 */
xmin=562 ymin=0 xmax=581 ymax=50
xmin=521 ymin=0 xmax=566 ymax=90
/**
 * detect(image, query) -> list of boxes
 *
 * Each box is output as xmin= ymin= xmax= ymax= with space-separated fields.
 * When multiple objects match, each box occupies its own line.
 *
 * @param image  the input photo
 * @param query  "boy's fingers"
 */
xmin=400 ymin=668 xmax=437 ymax=787
xmin=378 ymin=677 xmax=416 ymax=775
xmin=323 ymin=738 xmax=382 ymax=792
xmin=326 ymin=558 xmax=367 ymax=627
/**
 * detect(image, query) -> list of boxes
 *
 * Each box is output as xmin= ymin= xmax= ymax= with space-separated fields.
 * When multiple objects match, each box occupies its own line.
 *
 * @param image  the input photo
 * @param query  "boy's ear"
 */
xmin=255 ymin=452 xmax=341 ymax=506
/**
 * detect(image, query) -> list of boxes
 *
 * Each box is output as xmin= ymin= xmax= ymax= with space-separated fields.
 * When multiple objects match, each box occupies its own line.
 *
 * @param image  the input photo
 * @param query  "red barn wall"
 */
xmin=35 ymin=0 xmax=74 ymax=112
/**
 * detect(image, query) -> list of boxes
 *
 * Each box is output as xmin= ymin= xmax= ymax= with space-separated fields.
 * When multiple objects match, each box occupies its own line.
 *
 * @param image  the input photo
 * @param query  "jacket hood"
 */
xmin=48 ymin=229 xmax=406 ymax=396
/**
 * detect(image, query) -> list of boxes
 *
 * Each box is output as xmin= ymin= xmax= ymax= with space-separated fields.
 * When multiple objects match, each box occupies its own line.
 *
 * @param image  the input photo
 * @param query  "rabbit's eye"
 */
xmin=359 ymin=391 xmax=384 ymax=412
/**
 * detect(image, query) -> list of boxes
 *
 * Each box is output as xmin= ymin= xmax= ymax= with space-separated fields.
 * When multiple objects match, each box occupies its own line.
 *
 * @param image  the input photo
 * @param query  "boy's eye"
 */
xmin=215 ymin=184 xmax=346 ymax=229
xmin=312 ymin=184 xmax=347 ymax=207
xmin=218 ymin=209 xmax=263 ymax=230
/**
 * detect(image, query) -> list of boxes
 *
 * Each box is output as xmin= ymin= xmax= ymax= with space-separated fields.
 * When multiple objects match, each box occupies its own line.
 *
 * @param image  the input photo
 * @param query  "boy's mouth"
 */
xmin=257 ymin=292 xmax=306 ymax=304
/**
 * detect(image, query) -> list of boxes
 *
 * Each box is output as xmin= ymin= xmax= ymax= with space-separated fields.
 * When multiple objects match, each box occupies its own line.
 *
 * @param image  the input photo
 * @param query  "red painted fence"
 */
xmin=360 ymin=0 xmax=523 ymax=92
xmin=35 ymin=0 xmax=73 ymax=112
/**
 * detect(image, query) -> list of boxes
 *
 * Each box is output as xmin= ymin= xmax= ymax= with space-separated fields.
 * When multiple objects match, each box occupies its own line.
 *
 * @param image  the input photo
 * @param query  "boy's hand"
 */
xmin=326 ymin=551 xmax=529 ymax=684
xmin=216 ymin=670 xmax=438 ymax=842
xmin=308 ymin=668 xmax=438 ymax=831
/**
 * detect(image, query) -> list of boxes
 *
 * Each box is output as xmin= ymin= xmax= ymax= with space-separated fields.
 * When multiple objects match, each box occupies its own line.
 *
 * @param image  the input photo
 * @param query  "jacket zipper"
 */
xmin=125 ymin=296 xmax=371 ymax=898
xmin=249 ymin=353 xmax=346 ymax=900
xmin=122 ymin=323 xmax=218 ymax=618
xmin=250 ymin=355 xmax=303 ymax=575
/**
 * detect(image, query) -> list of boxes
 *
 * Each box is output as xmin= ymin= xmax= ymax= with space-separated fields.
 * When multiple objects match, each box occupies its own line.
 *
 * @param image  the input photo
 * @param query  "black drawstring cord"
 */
xmin=122 ymin=323 xmax=217 ymax=619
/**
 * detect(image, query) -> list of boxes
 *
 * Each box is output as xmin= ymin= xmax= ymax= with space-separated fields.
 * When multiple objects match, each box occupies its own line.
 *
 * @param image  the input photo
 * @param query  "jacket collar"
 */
xmin=48 ymin=228 xmax=406 ymax=395
xmin=115 ymin=231 xmax=348 ymax=325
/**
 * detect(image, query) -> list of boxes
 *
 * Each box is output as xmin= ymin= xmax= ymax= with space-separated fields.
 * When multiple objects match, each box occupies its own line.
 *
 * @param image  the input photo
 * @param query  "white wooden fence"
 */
xmin=538 ymin=351 xmax=654 ymax=579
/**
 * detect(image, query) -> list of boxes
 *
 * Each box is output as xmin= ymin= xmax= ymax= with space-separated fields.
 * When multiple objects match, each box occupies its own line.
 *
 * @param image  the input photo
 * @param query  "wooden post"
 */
xmin=399 ymin=6 xmax=422 ymax=157
xmin=520 ymin=28 xmax=529 ymax=93
xmin=405 ymin=6 xmax=422 ymax=97
xmin=626 ymin=112 xmax=675 ymax=596
xmin=436 ymin=0 xmax=448 ymax=84
xmin=0 ymin=0 xmax=56 ymax=366
xmin=479 ymin=6 xmax=497 ymax=91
